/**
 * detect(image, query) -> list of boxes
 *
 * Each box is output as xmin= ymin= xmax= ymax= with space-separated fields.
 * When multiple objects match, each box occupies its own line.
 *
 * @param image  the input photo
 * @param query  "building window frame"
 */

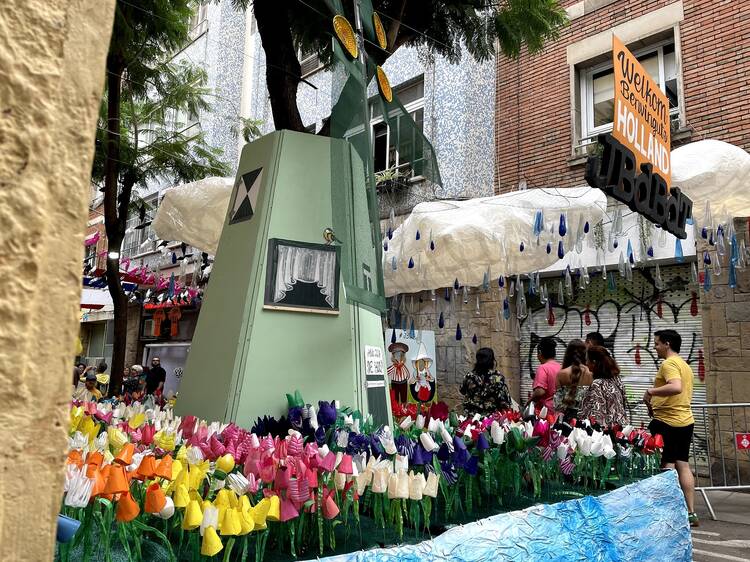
xmin=578 ymin=35 xmax=682 ymax=146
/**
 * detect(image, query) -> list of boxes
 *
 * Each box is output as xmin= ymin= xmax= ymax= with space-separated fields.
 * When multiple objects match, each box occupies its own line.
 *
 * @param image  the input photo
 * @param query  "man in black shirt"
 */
xmin=146 ymin=356 xmax=166 ymax=395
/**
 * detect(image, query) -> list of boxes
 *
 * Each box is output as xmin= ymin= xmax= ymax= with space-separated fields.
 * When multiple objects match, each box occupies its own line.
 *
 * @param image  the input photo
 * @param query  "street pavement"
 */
xmin=692 ymin=491 xmax=750 ymax=562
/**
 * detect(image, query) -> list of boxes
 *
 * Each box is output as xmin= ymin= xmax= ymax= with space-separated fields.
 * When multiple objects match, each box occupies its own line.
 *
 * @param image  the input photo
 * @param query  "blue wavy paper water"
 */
xmin=314 ymin=471 xmax=691 ymax=562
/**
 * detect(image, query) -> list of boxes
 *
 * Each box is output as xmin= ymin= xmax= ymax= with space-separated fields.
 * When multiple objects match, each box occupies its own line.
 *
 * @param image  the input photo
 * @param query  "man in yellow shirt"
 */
xmin=643 ymin=329 xmax=698 ymax=527
xmin=73 ymin=372 xmax=103 ymax=402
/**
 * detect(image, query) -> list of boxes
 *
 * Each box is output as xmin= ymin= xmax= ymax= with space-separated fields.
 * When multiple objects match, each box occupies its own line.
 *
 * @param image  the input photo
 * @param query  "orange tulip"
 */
xmin=116 ymin=491 xmax=140 ymax=522
xmin=136 ymin=456 xmax=157 ymax=480
xmin=87 ymin=451 xmax=104 ymax=468
xmin=103 ymin=465 xmax=130 ymax=495
xmin=144 ymin=482 xmax=167 ymax=514
xmin=90 ymin=468 xmax=106 ymax=498
xmin=66 ymin=450 xmax=83 ymax=468
xmin=154 ymin=455 xmax=173 ymax=480
xmin=114 ymin=443 xmax=135 ymax=466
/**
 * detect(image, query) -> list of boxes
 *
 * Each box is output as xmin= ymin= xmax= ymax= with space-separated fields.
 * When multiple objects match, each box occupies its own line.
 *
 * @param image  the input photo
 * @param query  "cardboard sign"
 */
xmin=736 ymin=433 xmax=750 ymax=450
xmin=612 ymin=35 xmax=671 ymax=189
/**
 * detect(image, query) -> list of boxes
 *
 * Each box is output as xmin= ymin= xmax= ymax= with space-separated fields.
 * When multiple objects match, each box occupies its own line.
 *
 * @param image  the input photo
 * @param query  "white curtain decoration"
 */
xmin=274 ymin=245 xmax=337 ymax=307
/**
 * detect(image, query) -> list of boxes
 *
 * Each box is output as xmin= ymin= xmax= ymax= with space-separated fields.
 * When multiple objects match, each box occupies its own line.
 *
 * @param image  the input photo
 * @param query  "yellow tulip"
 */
xmin=107 ymin=427 xmax=128 ymax=452
xmin=69 ymin=407 xmax=84 ymax=433
xmin=175 ymin=446 xmax=188 ymax=464
xmin=128 ymin=413 xmax=146 ymax=430
xmin=153 ymin=430 xmax=176 ymax=452
xmin=220 ymin=508 xmax=242 ymax=536
xmin=188 ymin=465 xmax=206 ymax=490
xmin=79 ymin=417 xmax=100 ymax=446
xmin=201 ymin=526 xmax=223 ymax=556
xmin=239 ymin=509 xmax=255 ymax=535
xmin=182 ymin=499 xmax=203 ymax=530
xmin=266 ymin=495 xmax=280 ymax=522
xmin=251 ymin=498 xmax=271 ymax=530
xmin=215 ymin=453 xmax=235 ymax=474
xmin=214 ymin=489 xmax=232 ymax=508
xmin=173 ymin=485 xmax=190 ymax=508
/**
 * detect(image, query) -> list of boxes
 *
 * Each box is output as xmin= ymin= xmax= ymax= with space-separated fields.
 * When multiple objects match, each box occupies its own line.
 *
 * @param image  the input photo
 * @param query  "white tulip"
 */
xmin=409 ymin=472 xmax=426 ymax=500
xmin=490 ymin=421 xmax=506 ymax=445
xmin=420 ymin=432 xmax=439 ymax=452
xmin=400 ymin=417 xmax=414 ymax=430
xmin=395 ymin=454 xmax=409 ymax=473
xmin=200 ymin=505 xmax=219 ymax=536
xmin=427 ymin=418 xmax=440 ymax=433
xmin=556 ymin=443 xmax=568 ymax=461
xmin=415 ymin=415 xmax=425 ymax=430
xmin=622 ymin=425 xmax=634 ymax=438
xmin=423 ymin=472 xmax=439 ymax=497
xmin=156 ymin=496 xmax=175 ymax=519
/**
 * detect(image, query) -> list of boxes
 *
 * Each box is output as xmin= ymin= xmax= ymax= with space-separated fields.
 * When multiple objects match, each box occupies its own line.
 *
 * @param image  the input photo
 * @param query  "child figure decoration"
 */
xmin=409 ymin=342 xmax=436 ymax=404
xmin=387 ymin=342 xmax=410 ymax=404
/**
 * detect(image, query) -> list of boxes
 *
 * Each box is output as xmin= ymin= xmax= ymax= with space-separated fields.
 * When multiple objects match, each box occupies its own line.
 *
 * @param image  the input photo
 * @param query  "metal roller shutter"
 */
xmin=519 ymin=263 xmax=706 ymax=429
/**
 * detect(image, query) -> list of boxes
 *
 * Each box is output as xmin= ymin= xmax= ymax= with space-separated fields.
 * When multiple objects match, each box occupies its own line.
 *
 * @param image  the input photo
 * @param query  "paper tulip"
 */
xmin=356 ymin=471 xmax=372 ymax=496
xmin=87 ymin=451 xmax=104 ymax=468
xmin=423 ymin=472 xmax=439 ymax=497
xmin=319 ymin=451 xmax=336 ymax=472
xmin=280 ymin=497 xmax=299 ymax=522
xmin=201 ymin=526 xmax=223 ymax=557
xmin=200 ymin=505 xmax=220 ymax=537
xmin=416 ymin=414 xmax=425 ymax=430
xmin=338 ymin=454 xmax=354 ymax=475
xmin=266 ymin=494 xmax=281 ymax=522
xmin=252 ymin=498 xmax=271 ymax=529
xmin=399 ymin=417 xmax=414 ymax=430
xmin=128 ymin=413 xmax=146 ymax=430
xmin=154 ymin=455 xmax=173 ymax=480
xmin=274 ymin=466 xmax=291 ymax=490
xmin=371 ymin=469 xmax=388 ymax=493
xmin=156 ymin=496 xmax=175 ymax=519
xmin=115 ymin=492 xmax=140 ymax=522
xmin=114 ymin=443 xmax=135 ymax=466
xmin=216 ymin=453 xmax=235 ymax=474
xmin=173 ymin=484 xmax=190 ymax=508
xmin=182 ymin=499 xmax=203 ymax=530
xmin=419 ymin=432 xmax=439 ymax=452
xmin=145 ymin=482 xmax=167 ymax=513
xmin=103 ymin=465 xmax=130 ymax=495
xmin=136 ymin=455 xmax=157 ymax=480
xmin=409 ymin=472 xmax=426 ymax=500
xmin=333 ymin=471 xmax=346 ymax=491
xmin=322 ymin=494 xmax=340 ymax=519
xmin=556 ymin=444 xmax=568 ymax=461
xmin=220 ymin=508 xmax=242 ymax=536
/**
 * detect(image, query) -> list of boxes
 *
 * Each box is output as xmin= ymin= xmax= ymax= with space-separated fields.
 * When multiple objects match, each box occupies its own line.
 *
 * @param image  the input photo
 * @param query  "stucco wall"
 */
xmin=0 ymin=0 xmax=114 ymax=559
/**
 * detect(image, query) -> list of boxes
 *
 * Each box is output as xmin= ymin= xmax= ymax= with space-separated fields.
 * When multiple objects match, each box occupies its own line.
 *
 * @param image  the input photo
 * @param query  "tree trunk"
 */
xmin=253 ymin=0 xmax=305 ymax=132
xmin=103 ymin=55 xmax=127 ymax=398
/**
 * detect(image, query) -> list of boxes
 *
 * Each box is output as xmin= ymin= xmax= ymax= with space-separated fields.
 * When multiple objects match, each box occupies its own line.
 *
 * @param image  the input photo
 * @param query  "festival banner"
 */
xmin=612 ymin=35 xmax=671 ymax=189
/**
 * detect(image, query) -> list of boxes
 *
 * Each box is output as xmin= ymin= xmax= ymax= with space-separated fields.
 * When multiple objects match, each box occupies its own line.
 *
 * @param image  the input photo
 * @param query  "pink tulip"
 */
xmin=319 ymin=451 xmax=336 ymax=472
xmin=307 ymin=468 xmax=319 ymax=489
xmin=274 ymin=466 xmax=290 ymax=490
xmin=337 ymin=454 xmax=353 ymax=475
xmin=280 ymin=496 xmax=299 ymax=522
xmin=141 ymin=424 xmax=155 ymax=446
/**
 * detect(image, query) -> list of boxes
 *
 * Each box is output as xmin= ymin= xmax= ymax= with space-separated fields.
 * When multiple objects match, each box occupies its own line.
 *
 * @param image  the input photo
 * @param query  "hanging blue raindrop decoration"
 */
xmin=607 ymin=272 xmax=616 ymax=292
xmin=408 ymin=257 xmax=415 ymax=269
xmin=647 ymin=246 xmax=654 ymax=258
xmin=171 ymin=252 xmax=177 ymax=264
xmin=709 ymin=231 xmax=715 ymax=246
xmin=559 ymin=214 xmax=567 ymax=237
xmin=700 ymin=226 xmax=708 ymax=239
xmin=391 ymin=256 xmax=398 ymax=270
xmin=391 ymin=330 xmax=397 ymax=344
xmin=520 ymin=241 xmax=525 ymax=252
xmin=557 ymin=240 xmax=565 ymax=259
xmin=533 ymin=210 xmax=544 ymax=238
xmin=387 ymin=227 xmax=393 ymax=240
xmin=627 ymin=239 xmax=634 ymax=263
xmin=675 ymin=238 xmax=684 ymax=262
xmin=703 ymin=251 xmax=711 ymax=265
xmin=430 ymin=240 xmax=435 ymax=251
xmin=613 ymin=238 xmax=618 ymax=249
xmin=729 ymin=261 xmax=738 ymax=288
xmin=503 ymin=298 xmax=510 ymax=319
xmin=409 ymin=319 xmax=416 ymax=338
xmin=445 ymin=288 xmax=451 ymax=301
xmin=482 ymin=270 xmax=490 ymax=291
xmin=499 ymin=276 xmax=505 ymax=288
xmin=703 ymin=266 xmax=712 ymax=292
xmin=454 ymin=278 xmax=460 ymax=290
xmin=584 ymin=221 xmax=590 ymax=234
xmin=438 ymin=312 xmax=445 ymax=329
xmin=472 ymin=334 xmax=478 ymax=345
xmin=455 ymin=324 xmax=462 ymax=341
xmin=383 ymin=241 xmax=388 ymax=252
xmin=546 ymin=242 xmax=551 ymax=254
xmin=415 ymin=230 xmax=421 ymax=241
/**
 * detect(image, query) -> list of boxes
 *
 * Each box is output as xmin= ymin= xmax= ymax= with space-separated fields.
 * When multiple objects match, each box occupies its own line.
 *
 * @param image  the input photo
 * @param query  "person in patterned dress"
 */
xmin=460 ymin=348 xmax=511 ymax=415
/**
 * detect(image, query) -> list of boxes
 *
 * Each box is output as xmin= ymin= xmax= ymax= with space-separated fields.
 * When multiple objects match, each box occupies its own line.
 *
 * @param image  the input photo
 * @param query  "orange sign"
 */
xmin=612 ymin=35 xmax=671 ymax=188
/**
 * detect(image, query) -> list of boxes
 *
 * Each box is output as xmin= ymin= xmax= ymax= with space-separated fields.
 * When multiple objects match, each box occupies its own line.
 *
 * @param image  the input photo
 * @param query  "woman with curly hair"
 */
xmin=580 ymin=345 xmax=629 ymax=426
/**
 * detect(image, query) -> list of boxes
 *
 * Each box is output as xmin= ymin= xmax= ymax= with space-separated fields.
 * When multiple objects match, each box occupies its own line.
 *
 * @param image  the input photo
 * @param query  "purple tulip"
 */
xmin=395 ymin=435 xmax=415 ymax=457
xmin=452 ymin=447 xmax=470 ymax=468
xmin=410 ymin=444 xmax=426 ymax=466
xmin=314 ymin=426 xmax=326 ymax=446
xmin=453 ymin=435 xmax=467 ymax=452
xmin=317 ymin=401 xmax=337 ymax=427
xmin=441 ymin=461 xmax=458 ymax=485
xmin=437 ymin=443 xmax=451 ymax=461
xmin=476 ymin=433 xmax=490 ymax=451
xmin=288 ymin=407 xmax=303 ymax=430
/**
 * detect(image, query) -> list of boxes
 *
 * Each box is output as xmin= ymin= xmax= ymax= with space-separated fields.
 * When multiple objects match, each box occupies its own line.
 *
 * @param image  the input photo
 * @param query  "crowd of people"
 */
xmin=71 ymin=356 xmax=167 ymax=403
xmin=459 ymin=328 xmax=698 ymax=526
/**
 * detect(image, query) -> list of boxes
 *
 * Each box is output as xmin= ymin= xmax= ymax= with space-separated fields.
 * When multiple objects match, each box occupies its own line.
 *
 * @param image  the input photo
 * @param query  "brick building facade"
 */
xmin=496 ymin=0 xmax=750 ymax=194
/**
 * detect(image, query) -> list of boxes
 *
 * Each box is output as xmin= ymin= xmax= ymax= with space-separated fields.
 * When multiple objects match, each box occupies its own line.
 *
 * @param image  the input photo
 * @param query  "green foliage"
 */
xmin=233 ymin=0 xmax=567 ymax=64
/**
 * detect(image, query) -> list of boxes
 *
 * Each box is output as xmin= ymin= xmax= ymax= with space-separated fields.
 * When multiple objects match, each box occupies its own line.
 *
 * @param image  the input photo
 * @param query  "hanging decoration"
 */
xmin=634 ymin=343 xmax=641 ymax=365
xmin=698 ymin=349 xmax=706 ymax=382
xmin=584 ymin=304 xmax=591 ymax=326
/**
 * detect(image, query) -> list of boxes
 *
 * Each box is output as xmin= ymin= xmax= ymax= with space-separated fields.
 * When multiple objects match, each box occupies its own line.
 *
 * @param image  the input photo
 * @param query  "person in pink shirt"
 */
xmin=529 ymin=337 xmax=561 ymax=412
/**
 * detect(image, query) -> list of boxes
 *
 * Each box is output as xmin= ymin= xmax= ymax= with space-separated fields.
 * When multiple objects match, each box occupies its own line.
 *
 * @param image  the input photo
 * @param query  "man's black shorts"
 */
xmin=649 ymin=418 xmax=694 ymax=463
